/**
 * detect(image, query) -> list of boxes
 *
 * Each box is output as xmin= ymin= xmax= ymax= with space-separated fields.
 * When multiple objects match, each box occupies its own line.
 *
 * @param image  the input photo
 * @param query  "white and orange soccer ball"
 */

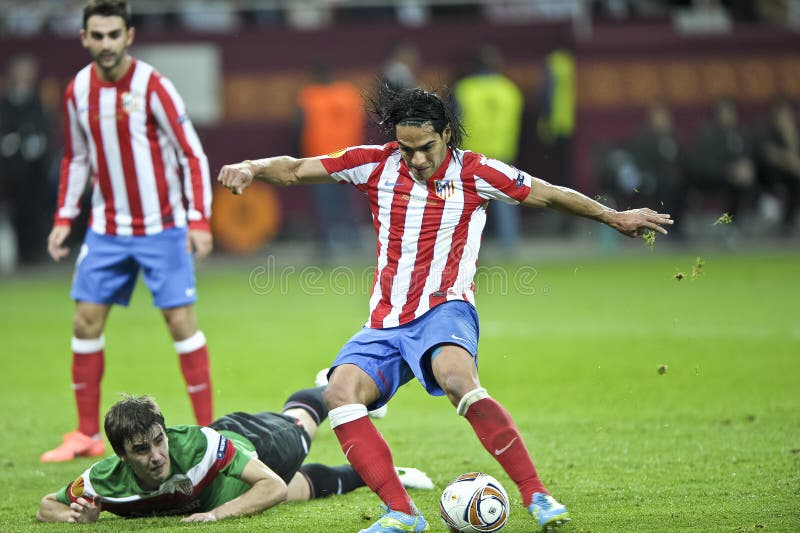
xmin=439 ymin=472 xmax=510 ymax=533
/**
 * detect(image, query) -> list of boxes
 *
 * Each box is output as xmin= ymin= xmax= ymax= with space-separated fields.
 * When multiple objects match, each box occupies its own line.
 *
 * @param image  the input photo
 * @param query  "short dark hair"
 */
xmin=370 ymin=84 xmax=465 ymax=149
xmin=104 ymin=395 xmax=165 ymax=456
xmin=83 ymin=0 xmax=132 ymax=29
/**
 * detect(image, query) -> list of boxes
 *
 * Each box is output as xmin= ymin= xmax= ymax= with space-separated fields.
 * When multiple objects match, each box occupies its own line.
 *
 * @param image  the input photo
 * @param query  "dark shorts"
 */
xmin=210 ymin=411 xmax=311 ymax=484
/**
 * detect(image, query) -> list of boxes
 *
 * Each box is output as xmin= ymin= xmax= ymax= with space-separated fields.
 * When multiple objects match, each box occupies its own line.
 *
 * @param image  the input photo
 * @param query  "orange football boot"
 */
xmin=40 ymin=431 xmax=105 ymax=462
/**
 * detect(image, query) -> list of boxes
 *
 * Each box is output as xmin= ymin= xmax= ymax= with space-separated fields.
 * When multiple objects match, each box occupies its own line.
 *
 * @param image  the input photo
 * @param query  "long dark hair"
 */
xmin=370 ymin=83 xmax=465 ymax=149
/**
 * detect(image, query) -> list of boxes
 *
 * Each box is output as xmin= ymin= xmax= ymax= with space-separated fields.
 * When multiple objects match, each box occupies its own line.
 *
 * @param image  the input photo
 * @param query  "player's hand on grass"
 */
xmin=47 ymin=224 xmax=71 ymax=262
xmin=182 ymin=511 xmax=217 ymax=522
xmin=68 ymin=496 xmax=101 ymax=523
xmin=605 ymin=208 xmax=673 ymax=238
xmin=188 ymin=229 xmax=213 ymax=260
xmin=218 ymin=160 xmax=257 ymax=195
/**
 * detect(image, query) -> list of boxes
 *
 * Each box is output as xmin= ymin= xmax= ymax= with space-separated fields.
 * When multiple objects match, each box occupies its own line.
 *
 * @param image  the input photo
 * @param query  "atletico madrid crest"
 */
xmin=120 ymin=91 xmax=143 ymax=115
xmin=434 ymin=179 xmax=456 ymax=200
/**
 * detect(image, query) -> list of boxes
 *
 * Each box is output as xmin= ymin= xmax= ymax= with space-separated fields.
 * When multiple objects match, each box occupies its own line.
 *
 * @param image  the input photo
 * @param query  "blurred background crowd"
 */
xmin=1 ymin=0 xmax=799 ymax=273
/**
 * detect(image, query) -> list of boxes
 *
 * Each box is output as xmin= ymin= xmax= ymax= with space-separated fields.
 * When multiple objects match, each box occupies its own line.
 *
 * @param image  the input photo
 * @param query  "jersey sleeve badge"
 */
xmin=68 ymin=476 xmax=85 ymax=500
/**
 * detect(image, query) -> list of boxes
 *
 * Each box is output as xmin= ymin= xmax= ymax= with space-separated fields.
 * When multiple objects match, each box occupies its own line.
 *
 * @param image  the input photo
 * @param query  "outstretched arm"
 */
xmin=37 ymin=493 xmax=101 ymax=523
xmin=182 ymin=458 xmax=288 ymax=522
xmin=523 ymin=176 xmax=673 ymax=237
xmin=217 ymin=156 xmax=334 ymax=195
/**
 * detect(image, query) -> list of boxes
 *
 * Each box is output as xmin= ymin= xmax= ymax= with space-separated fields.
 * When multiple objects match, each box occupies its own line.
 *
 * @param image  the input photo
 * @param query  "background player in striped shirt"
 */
xmin=36 ymin=386 xmax=433 ymax=523
xmin=217 ymin=85 xmax=673 ymax=532
xmin=42 ymin=0 xmax=215 ymax=462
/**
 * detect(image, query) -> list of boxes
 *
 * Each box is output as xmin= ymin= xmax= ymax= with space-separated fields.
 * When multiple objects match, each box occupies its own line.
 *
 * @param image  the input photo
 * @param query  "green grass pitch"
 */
xmin=1 ymin=250 xmax=798 ymax=532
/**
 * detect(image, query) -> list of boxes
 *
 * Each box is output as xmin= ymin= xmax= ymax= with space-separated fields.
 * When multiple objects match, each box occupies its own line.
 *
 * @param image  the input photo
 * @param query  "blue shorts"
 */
xmin=330 ymin=300 xmax=480 ymax=410
xmin=71 ymin=228 xmax=197 ymax=309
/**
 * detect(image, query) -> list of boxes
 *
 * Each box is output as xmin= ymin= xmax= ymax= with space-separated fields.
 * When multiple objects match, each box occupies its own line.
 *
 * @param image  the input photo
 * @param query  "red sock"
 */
xmin=465 ymin=397 xmax=547 ymax=506
xmin=175 ymin=332 xmax=213 ymax=426
xmin=71 ymin=337 xmax=105 ymax=437
xmin=332 ymin=414 xmax=412 ymax=514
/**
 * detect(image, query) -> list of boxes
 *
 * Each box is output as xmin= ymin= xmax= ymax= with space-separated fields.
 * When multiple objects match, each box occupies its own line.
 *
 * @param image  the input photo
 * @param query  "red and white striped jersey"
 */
xmin=321 ymin=142 xmax=532 ymax=329
xmin=54 ymin=59 xmax=211 ymax=236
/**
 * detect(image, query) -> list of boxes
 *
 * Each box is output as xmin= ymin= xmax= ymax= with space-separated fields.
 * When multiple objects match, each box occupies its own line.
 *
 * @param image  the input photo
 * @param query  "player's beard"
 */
xmin=94 ymin=50 xmax=124 ymax=75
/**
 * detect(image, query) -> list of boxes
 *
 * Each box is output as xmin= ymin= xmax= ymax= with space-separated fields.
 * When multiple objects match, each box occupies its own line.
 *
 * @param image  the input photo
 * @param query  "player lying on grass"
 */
xmin=36 ymin=386 xmax=432 ymax=523
xmin=217 ymin=84 xmax=673 ymax=532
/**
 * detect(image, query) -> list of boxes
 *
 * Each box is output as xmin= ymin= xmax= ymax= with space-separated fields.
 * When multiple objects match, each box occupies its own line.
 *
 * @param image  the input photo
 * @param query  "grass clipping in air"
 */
xmin=642 ymin=230 xmax=656 ymax=250
xmin=713 ymin=212 xmax=734 ymax=225
xmin=692 ymin=257 xmax=705 ymax=279
xmin=674 ymin=257 xmax=704 ymax=281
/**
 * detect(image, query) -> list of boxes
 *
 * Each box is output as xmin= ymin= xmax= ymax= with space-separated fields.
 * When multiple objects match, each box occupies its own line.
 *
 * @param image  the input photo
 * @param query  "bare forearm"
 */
xmin=247 ymin=156 xmax=304 ymax=187
xmin=534 ymin=183 xmax=616 ymax=223
xmin=218 ymin=156 xmax=331 ymax=195
xmin=36 ymin=496 xmax=72 ymax=522
xmin=209 ymin=478 xmax=287 ymax=520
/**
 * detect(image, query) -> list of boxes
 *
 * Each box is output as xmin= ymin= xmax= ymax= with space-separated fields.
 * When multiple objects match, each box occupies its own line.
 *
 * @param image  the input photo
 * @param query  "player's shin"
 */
xmin=300 ymin=463 xmax=366 ymax=498
xmin=460 ymin=389 xmax=547 ymax=506
xmin=175 ymin=331 xmax=213 ymax=426
xmin=329 ymin=404 xmax=413 ymax=514
xmin=72 ymin=336 xmax=105 ymax=437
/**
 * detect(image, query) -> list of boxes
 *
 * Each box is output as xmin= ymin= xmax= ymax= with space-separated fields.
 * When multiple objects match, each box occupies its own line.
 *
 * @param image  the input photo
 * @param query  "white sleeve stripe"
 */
xmin=186 ymin=427 xmax=226 ymax=484
xmin=79 ymin=468 xmax=96 ymax=498
xmin=58 ymin=98 xmax=91 ymax=220
xmin=330 ymin=161 xmax=379 ymax=186
xmin=474 ymin=175 xmax=523 ymax=204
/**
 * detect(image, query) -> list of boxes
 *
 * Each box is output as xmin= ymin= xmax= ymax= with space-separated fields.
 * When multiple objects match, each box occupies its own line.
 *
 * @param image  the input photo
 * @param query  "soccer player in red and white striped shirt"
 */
xmin=42 ymin=0 xmax=214 ymax=463
xmin=218 ymin=85 xmax=673 ymax=532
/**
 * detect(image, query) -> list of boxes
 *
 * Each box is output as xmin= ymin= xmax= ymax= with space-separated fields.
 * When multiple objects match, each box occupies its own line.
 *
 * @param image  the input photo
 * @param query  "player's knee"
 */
xmin=323 ymin=381 xmax=376 ymax=410
xmin=162 ymin=306 xmax=197 ymax=340
xmin=323 ymin=366 xmax=381 ymax=409
xmin=322 ymin=384 xmax=346 ymax=410
xmin=72 ymin=311 xmax=103 ymax=338
xmin=439 ymin=373 xmax=480 ymax=404
xmin=430 ymin=345 xmax=479 ymax=403
xmin=283 ymin=387 xmax=328 ymax=426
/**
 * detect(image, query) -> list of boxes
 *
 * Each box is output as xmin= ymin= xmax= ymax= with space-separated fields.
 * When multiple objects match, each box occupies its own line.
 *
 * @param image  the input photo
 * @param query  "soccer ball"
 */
xmin=439 ymin=472 xmax=509 ymax=533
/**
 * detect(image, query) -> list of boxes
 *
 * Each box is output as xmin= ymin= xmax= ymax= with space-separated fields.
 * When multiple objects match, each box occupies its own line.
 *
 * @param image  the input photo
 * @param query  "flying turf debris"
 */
xmin=713 ymin=212 xmax=734 ymax=225
xmin=642 ymin=230 xmax=656 ymax=250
